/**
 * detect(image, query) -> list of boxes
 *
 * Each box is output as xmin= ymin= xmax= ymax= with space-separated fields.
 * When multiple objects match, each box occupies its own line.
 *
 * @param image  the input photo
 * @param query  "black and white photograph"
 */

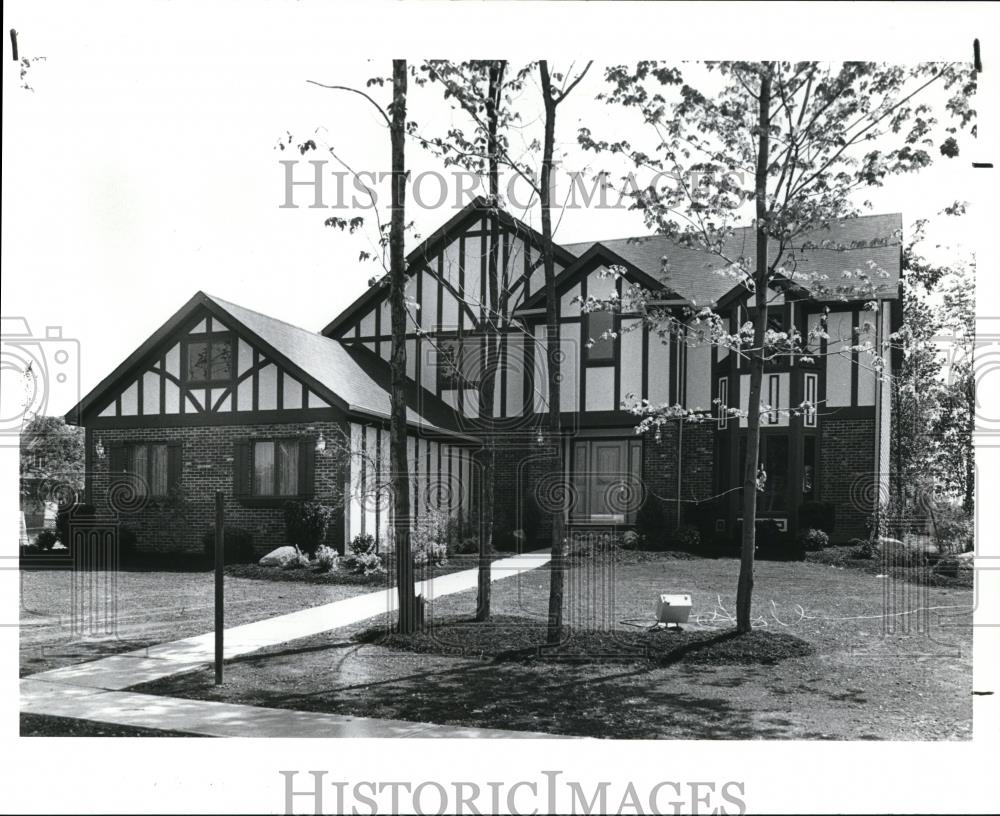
xmin=2 ymin=1 xmax=997 ymax=813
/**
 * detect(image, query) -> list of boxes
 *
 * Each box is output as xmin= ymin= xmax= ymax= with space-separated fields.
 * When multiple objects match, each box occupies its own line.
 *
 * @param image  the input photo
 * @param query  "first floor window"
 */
xmin=110 ymin=441 xmax=180 ymax=499
xmin=253 ymin=438 xmax=300 ymax=496
xmin=234 ymin=436 xmax=314 ymax=501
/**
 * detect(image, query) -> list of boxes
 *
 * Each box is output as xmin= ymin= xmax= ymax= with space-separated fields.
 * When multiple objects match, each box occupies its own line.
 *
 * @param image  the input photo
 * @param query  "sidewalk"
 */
xmin=21 ymin=550 xmax=554 ymax=738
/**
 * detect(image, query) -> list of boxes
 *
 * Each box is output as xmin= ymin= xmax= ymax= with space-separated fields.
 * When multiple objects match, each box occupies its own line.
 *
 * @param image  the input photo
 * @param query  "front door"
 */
xmin=570 ymin=437 xmax=642 ymax=524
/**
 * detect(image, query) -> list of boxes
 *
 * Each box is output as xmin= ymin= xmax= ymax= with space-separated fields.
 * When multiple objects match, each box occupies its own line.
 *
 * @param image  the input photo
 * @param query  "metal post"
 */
xmin=214 ymin=490 xmax=224 ymax=685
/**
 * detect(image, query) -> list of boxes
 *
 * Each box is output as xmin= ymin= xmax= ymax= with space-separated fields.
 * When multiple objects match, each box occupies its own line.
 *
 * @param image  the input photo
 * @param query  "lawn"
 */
xmin=19 ymin=566 xmax=374 ymax=676
xmin=131 ymin=550 xmax=974 ymax=740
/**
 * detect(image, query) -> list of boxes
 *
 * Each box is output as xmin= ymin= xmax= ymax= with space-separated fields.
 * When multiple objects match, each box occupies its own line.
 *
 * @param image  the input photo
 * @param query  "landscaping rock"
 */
xmin=259 ymin=546 xmax=300 ymax=568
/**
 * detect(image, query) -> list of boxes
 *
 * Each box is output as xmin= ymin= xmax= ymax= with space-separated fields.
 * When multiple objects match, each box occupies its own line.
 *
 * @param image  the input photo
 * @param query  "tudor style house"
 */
xmin=66 ymin=199 xmax=900 ymax=554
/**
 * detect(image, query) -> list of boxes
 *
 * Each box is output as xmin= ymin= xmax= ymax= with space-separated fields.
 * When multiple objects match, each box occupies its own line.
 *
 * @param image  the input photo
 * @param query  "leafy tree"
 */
xmin=19 ymin=415 xmax=84 ymax=498
xmin=307 ymin=61 xmax=419 ymax=633
xmin=582 ymin=61 xmax=974 ymax=633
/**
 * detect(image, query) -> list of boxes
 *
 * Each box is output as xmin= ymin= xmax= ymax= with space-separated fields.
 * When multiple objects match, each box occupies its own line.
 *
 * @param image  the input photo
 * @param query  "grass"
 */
xmin=131 ymin=550 xmax=973 ymax=740
xmin=19 ymin=566 xmax=374 ymax=676
xmin=20 ymin=714 xmax=206 ymax=738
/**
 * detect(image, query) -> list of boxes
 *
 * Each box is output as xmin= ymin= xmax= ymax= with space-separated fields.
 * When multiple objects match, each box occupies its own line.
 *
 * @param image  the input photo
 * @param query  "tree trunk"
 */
xmin=388 ymin=60 xmax=416 ymax=634
xmin=736 ymin=65 xmax=772 ymax=635
xmin=475 ymin=60 xmax=506 ymax=621
xmin=540 ymin=61 xmax=565 ymax=645
xmin=963 ymin=373 xmax=975 ymax=514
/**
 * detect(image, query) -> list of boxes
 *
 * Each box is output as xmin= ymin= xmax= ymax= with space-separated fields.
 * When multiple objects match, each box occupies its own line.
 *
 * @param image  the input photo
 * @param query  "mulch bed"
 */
xmin=353 ymin=614 xmax=814 ymax=666
xmin=806 ymin=545 xmax=974 ymax=588
xmin=224 ymin=553 xmax=504 ymax=586
xmin=20 ymin=714 xmax=206 ymax=737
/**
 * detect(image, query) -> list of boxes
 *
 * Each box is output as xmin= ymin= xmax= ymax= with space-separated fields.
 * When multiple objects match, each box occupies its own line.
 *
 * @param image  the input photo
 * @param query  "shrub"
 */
xmin=755 ymin=519 xmax=801 ymax=561
xmin=798 ymin=528 xmax=829 ymax=552
xmin=117 ymin=525 xmax=138 ymax=562
xmin=636 ymin=494 xmax=666 ymax=550
xmin=621 ymin=530 xmax=641 ymax=550
xmin=451 ymin=535 xmax=481 ymax=556
xmin=34 ymin=529 xmax=59 ymax=551
xmin=201 ymin=526 xmax=255 ymax=564
xmin=284 ymin=501 xmax=334 ymax=557
xmin=56 ymin=502 xmax=96 ymax=547
xmin=522 ymin=495 xmax=542 ymax=548
xmin=315 ymin=544 xmax=339 ymax=572
xmin=670 ymin=524 xmax=701 ymax=552
xmin=282 ymin=550 xmax=313 ymax=570
xmin=350 ymin=533 xmax=377 ymax=556
xmin=798 ymin=501 xmax=835 ymax=534
xmin=408 ymin=512 xmax=450 ymax=567
xmin=931 ymin=505 xmax=973 ymax=555
xmin=849 ymin=537 xmax=877 ymax=559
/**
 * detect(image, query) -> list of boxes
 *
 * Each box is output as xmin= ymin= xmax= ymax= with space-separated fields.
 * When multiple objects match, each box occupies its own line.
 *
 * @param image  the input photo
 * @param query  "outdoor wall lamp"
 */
xmin=535 ymin=428 xmax=545 ymax=447
xmin=315 ymin=432 xmax=326 ymax=453
xmin=94 ymin=437 xmax=106 ymax=461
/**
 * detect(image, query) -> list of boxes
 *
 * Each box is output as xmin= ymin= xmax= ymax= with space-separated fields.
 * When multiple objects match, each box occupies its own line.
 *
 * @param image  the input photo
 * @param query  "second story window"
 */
xmin=184 ymin=335 xmax=233 ymax=385
xmin=587 ymin=311 xmax=615 ymax=364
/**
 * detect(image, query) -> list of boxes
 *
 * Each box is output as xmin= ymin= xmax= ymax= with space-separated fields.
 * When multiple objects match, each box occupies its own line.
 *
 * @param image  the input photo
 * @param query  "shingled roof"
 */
xmin=67 ymin=291 xmax=475 ymax=441
xmin=561 ymin=213 xmax=903 ymax=306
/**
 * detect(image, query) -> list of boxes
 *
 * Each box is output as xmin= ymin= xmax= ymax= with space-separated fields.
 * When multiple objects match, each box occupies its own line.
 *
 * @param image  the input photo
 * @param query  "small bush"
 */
xmin=451 ymin=536 xmax=481 ymax=556
xmin=798 ymin=501 xmax=835 ymax=534
xmin=798 ymin=528 xmax=829 ymax=552
xmin=34 ymin=529 xmax=59 ymax=551
xmin=341 ymin=550 xmax=386 ymax=577
xmin=56 ymin=502 xmax=96 ymax=547
xmin=621 ymin=530 xmax=641 ymax=550
xmin=201 ymin=526 xmax=255 ymax=564
xmin=636 ymin=495 xmax=666 ymax=550
xmin=117 ymin=525 xmax=138 ymax=562
xmin=316 ymin=544 xmax=339 ymax=572
xmin=350 ymin=533 xmax=377 ymax=556
xmin=849 ymin=537 xmax=877 ymax=559
xmin=282 ymin=549 xmax=313 ymax=570
xmin=284 ymin=501 xmax=334 ymax=557
xmin=670 ymin=524 xmax=701 ymax=552
xmin=931 ymin=506 xmax=973 ymax=555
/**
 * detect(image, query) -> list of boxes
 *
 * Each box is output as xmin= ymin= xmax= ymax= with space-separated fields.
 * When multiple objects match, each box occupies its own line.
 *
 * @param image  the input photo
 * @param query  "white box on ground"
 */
xmin=655 ymin=594 xmax=692 ymax=624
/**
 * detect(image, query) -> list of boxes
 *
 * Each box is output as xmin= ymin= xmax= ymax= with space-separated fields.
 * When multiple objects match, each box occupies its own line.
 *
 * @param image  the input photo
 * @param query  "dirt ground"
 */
xmin=130 ymin=552 xmax=974 ymax=740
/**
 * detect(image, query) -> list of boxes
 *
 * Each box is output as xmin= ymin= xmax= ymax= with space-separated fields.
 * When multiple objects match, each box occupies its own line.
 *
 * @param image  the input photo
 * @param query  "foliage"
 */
xmin=34 ymin=529 xmax=59 ymax=551
xmin=798 ymin=502 xmax=835 ymax=534
xmin=621 ymin=530 xmax=641 ymax=549
xmin=19 ymin=416 xmax=84 ymax=498
xmin=635 ymin=494 xmax=666 ymax=549
xmin=798 ymin=528 xmax=830 ymax=552
xmin=55 ymin=502 xmax=95 ymax=547
xmin=931 ymin=504 xmax=973 ymax=555
xmin=315 ymin=544 xmax=339 ymax=572
xmin=283 ymin=500 xmax=335 ymax=557
xmin=850 ymin=538 xmax=879 ymax=559
xmin=670 ymin=524 xmax=701 ymax=552
xmin=201 ymin=526 xmax=255 ymax=564
xmin=117 ymin=525 xmax=138 ymax=562
xmin=350 ymin=533 xmax=377 ymax=556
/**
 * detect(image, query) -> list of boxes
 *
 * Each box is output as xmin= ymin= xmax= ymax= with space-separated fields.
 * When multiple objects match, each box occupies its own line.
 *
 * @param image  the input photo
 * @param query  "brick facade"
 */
xmin=819 ymin=415 xmax=876 ymax=543
xmin=88 ymin=420 xmax=348 ymax=555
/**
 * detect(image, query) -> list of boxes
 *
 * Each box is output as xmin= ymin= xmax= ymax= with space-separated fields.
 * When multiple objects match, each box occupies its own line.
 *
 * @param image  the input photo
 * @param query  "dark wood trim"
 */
xmin=88 ymin=407 xmax=341 ymax=429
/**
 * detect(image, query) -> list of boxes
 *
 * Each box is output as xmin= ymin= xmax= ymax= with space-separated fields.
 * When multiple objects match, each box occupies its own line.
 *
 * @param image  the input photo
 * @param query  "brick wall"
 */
xmin=88 ymin=420 xmax=347 ymax=554
xmin=642 ymin=422 xmax=716 ymax=530
xmin=820 ymin=416 xmax=876 ymax=543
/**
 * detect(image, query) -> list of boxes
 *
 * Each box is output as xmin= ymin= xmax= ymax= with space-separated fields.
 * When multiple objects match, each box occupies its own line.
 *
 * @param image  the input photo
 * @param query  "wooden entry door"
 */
xmin=570 ymin=437 xmax=642 ymax=524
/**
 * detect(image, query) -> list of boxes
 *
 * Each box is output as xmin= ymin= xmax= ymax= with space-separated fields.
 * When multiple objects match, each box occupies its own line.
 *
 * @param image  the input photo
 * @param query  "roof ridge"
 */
xmin=204 ymin=292 xmax=338 ymax=341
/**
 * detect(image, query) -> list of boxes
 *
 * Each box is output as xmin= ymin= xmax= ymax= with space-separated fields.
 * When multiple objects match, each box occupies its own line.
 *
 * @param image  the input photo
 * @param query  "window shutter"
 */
xmin=299 ymin=437 xmax=315 ymax=498
xmin=167 ymin=443 xmax=183 ymax=495
xmin=233 ymin=438 xmax=251 ymax=497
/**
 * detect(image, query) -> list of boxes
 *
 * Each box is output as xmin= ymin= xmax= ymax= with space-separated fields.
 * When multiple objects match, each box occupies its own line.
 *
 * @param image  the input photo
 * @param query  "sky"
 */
xmin=0 ymin=2 xmax=990 ymax=421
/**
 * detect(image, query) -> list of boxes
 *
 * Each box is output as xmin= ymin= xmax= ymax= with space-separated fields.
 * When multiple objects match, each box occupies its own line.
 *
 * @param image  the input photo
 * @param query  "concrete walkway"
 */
xmin=21 ymin=550 xmax=555 ymax=738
